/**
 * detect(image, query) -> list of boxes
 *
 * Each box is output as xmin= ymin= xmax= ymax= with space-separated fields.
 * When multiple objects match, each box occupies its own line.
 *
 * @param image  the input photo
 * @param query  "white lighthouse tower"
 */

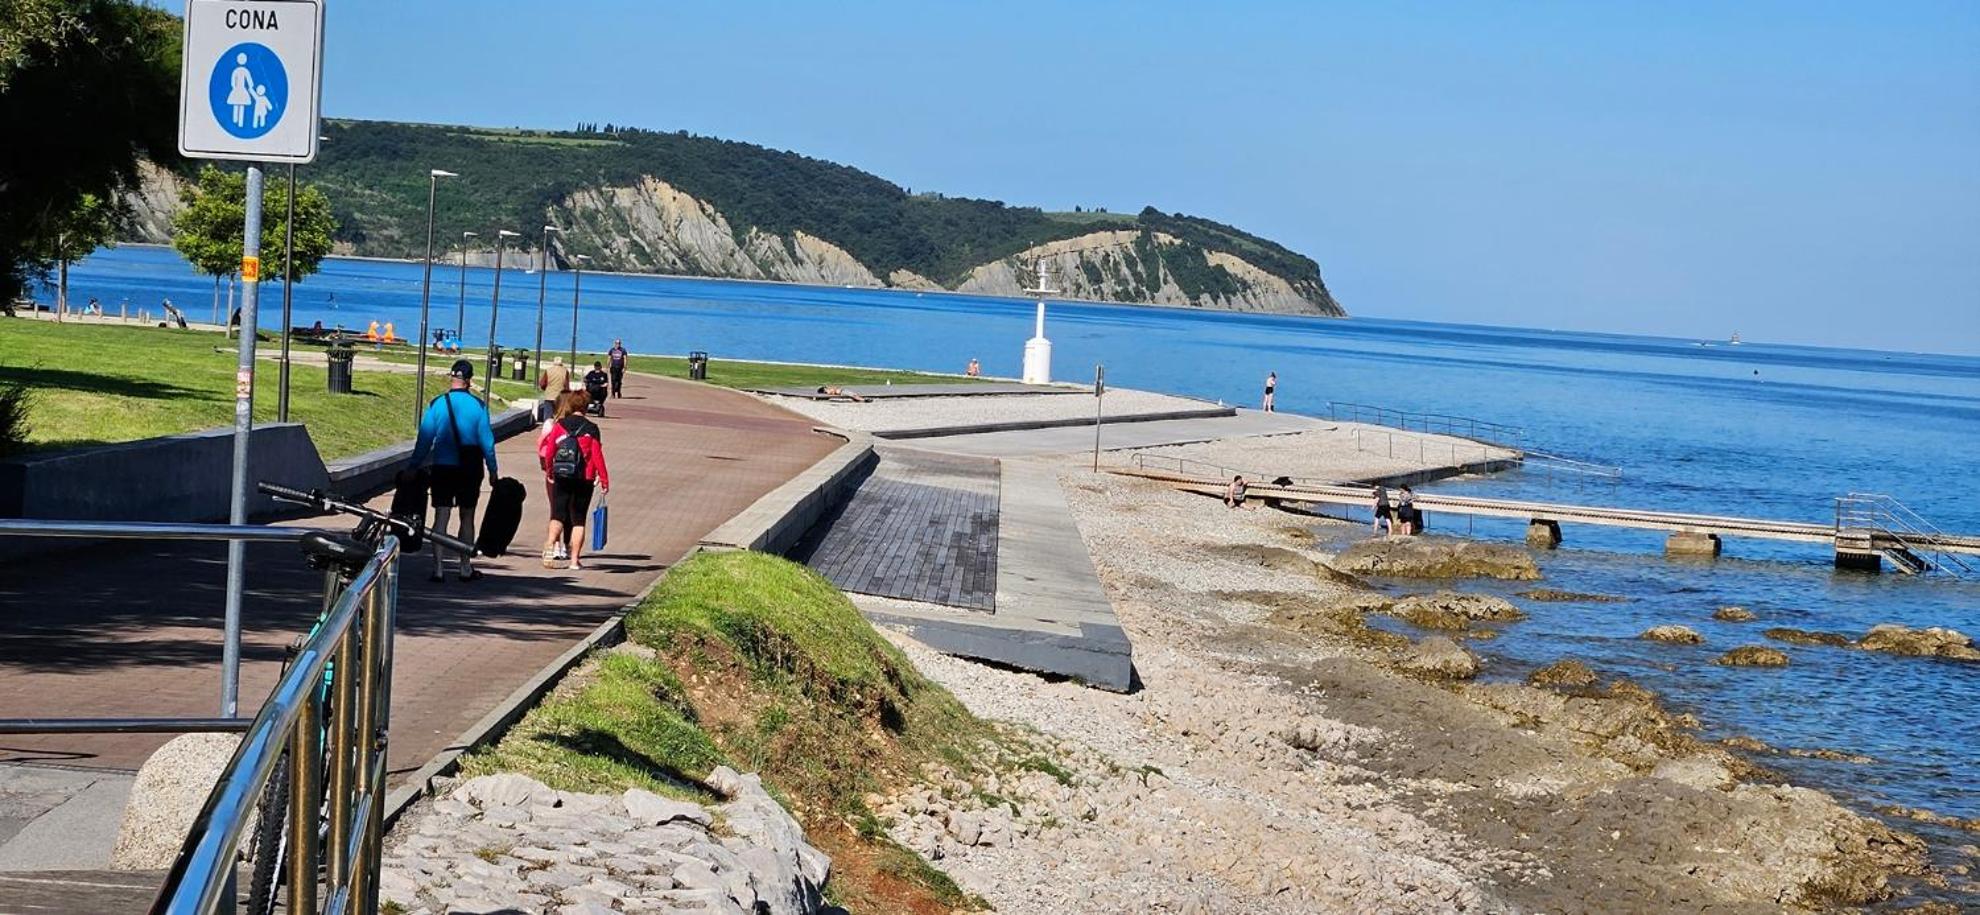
xmin=1021 ymin=259 xmax=1057 ymax=384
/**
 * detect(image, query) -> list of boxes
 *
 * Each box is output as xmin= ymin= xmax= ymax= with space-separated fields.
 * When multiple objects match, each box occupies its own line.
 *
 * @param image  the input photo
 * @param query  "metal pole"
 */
xmin=568 ymin=255 xmax=586 ymax=365
xmin=220 ymin=165 xmax=266 ymax=717
xmin=456 ymin=231 xmax=476 ymax=350
xmin=532 ymin=227 xmax=555 ymax=382
xmin=1092 ymin=364 xmax=1105 ymax=472
xmin=277 ymin=163 xmax=296 ymax=423
xmin=484 ymin=238 xmax=506 ymax=408
xmin=414 ymin=172 xmax=441 ymax=427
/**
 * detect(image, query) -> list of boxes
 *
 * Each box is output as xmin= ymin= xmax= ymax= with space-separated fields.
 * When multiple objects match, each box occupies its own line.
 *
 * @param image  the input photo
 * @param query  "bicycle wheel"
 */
xmin=243 ymin=753 xmax=291 ymax=915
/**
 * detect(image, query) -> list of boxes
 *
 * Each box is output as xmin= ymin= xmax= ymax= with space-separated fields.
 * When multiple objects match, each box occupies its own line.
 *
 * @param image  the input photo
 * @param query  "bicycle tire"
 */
xmin=244 ymin=753 xmax=291 ymax=915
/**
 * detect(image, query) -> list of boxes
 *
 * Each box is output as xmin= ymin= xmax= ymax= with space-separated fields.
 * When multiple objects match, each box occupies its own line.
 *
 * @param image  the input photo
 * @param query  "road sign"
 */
xmin=178 ymin=0 xmax=323 ymax=163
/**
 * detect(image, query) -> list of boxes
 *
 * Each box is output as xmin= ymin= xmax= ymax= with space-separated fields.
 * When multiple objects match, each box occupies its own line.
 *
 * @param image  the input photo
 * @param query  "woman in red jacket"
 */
xmin=538 ymin=393 xmax=610 ymax=570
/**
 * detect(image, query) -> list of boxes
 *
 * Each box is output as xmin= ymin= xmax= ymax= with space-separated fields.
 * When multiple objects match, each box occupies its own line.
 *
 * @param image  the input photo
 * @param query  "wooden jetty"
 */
xmin=1113 ymin=467 xmax=1980 ymax=574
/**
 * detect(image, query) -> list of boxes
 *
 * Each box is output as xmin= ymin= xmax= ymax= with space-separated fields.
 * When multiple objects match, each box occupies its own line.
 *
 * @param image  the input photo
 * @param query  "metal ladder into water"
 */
xmin=1834 ymin=493 xmax=1974 ymax=576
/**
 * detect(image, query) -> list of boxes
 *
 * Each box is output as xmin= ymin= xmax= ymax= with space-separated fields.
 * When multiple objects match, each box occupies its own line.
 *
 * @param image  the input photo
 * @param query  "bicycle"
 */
xmin=239 ymin=482 xmax=477 ymax=915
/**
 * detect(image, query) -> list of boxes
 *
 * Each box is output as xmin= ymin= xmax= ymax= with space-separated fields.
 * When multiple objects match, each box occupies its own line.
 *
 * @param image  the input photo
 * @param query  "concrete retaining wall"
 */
xmin=697 ymin=431 xmax=876 ymax=555
xmin=0 ymin=423 xmax=331 ymax=522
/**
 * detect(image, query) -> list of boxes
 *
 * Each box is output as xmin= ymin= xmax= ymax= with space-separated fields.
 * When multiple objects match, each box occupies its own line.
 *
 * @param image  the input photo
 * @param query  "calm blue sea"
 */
xmin=32 ymin=245 xmax=1980 ymax=851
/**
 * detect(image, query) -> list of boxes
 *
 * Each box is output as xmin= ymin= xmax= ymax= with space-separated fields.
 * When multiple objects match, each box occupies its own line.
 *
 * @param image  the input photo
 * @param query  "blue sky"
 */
xmin=159 ymin=1 xmax=1980 ymax=353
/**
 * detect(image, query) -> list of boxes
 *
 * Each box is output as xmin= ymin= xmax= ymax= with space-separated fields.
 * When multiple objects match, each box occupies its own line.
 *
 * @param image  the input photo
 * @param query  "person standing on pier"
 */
xmin=1263 ymin=372 xmax=1277 ymax=412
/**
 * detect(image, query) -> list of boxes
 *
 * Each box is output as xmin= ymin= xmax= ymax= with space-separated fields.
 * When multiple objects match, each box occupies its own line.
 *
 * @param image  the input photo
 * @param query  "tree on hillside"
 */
xmin=0 ymin=0 xmax=179 ymax=305
xmin=171 ymin=166 xmax=338 ymax=329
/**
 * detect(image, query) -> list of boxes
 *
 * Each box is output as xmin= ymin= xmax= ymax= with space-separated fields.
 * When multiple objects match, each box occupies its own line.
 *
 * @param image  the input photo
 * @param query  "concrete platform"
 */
xmin=912 ymin=409 xmax=1331 ymax=458
xmin=790 ymin=449 xmax=1000 ymax=611
xmin=812 ymin=455 xmax=1135 ymax=691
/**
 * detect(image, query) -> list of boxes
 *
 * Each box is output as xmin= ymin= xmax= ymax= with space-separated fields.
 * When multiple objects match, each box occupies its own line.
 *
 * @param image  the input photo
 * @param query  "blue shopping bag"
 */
xmin=590 ymin=494 xmax=608 ymax=552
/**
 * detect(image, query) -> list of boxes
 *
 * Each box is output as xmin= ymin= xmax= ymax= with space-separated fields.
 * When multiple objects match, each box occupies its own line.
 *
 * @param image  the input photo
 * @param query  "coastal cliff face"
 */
xmin=115 ymin=165 xmax=1343 ymax=317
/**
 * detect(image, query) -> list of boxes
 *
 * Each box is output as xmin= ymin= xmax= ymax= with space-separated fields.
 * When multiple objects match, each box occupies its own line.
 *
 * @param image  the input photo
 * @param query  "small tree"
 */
xmin=29 ymin=194 xmax=119 ymax=320
xmin=170 ymin=165 xmax=337 ymax=332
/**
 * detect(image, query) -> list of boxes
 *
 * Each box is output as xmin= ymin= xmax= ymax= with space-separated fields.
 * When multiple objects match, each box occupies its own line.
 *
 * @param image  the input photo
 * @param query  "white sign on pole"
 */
xmin=178 ymin=0 xmax=324 ymax=163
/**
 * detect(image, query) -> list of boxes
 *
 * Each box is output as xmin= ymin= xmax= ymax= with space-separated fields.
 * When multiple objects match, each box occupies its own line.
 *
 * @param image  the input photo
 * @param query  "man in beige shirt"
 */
xmin=537 ymin=356 xmax=572 ymax=423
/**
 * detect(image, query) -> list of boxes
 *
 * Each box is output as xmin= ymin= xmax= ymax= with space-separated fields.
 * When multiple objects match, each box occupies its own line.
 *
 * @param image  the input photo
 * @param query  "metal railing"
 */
xmin=0 ymin=518 xmax=401 ymax=913
xmin=1835 ymin=493 xmax=1974 ymax=576
xmin=1326 ymin=401 xmax=1525 ymax=448
xmin=1346 ymin=426 xmax=1516 ymax=470
xmin=1128 ymin=452 xmax=1349 ymax=487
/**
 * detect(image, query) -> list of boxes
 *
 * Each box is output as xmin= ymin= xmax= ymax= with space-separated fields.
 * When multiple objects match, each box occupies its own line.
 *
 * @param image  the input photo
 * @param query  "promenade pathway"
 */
xmin=0 ymin=377 xmax=838 ymax=782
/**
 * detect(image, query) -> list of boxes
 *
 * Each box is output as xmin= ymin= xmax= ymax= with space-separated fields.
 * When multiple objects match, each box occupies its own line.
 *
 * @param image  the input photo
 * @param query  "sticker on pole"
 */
xmin=178 ymin=0 xmax=323 ymax=163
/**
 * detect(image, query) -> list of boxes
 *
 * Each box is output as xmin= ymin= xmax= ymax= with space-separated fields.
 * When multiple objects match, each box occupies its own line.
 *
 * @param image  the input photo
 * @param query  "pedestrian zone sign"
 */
xmin=178 ymin=0 xmax=324 ymax=163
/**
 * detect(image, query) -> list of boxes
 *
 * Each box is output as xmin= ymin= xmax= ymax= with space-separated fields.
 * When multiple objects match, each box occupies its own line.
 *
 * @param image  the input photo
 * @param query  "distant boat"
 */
xmin=1729 ymin=332 xmax=1742 ymax=345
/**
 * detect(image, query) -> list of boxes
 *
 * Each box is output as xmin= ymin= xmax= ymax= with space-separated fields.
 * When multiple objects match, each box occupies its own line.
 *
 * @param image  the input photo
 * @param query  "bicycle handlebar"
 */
xmin=258 ymin=482 xmax=478 ymax=556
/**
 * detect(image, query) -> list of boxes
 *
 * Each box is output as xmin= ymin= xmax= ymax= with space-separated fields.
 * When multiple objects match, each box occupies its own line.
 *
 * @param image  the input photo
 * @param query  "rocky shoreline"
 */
xmin=853 ymin=454 xmax=1970 ymax=912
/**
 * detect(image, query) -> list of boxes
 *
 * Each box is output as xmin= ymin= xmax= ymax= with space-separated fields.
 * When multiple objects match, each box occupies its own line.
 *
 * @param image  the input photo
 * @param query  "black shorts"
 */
xmin=430 ymin=463 xmax=484 ymax=509
xmin=550 ymin=480 xmax=595 ymax=528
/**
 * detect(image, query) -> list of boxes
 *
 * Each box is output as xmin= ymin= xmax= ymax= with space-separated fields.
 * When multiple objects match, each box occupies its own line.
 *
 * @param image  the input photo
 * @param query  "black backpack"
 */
xmin=550 ymin=421 xmax=587 ymax=481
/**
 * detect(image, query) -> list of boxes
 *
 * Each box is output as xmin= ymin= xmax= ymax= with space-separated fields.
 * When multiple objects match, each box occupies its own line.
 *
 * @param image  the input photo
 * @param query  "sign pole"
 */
xmin=221 ymin=164 xmax=266 ymax=717
xmin=1092 ymin=364 xmax=1105 ymax=472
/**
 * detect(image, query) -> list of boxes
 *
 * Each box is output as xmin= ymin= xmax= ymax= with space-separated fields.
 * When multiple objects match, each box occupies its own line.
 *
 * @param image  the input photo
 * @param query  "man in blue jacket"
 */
xmin=410 ymin=360 xmax=499 ymax=582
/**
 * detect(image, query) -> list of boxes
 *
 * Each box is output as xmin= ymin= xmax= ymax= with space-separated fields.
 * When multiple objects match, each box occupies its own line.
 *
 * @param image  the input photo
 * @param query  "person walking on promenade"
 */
xmin=536 ymin=355 xmax=572 ymax=423
xmin=1263 ymin=372 xmax=1277 ymax=412
xmin=535 ymin=390 xmax=587 ymax=563
xmin=607 ymin=339 xmax=629 ymax=398
xmin=410 ymin=360 xmax=499 ymax=582
xmin=539 ymin=393 xmax=610 ymax=571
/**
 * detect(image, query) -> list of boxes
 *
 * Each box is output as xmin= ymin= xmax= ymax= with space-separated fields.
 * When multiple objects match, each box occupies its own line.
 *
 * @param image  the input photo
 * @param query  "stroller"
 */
xmin=583 ymin=369 xmax=609 ymax=417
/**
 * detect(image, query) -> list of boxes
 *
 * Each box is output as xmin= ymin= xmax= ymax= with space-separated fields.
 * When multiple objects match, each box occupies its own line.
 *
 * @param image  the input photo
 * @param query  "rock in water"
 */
xmin=1762 ymin=627 xmax=1851 ymax=647
xmin=1640 ymin=625 xmax=1706 ymax=645
xmin=111 ymin=733 xmax=242 ymax=869
xmin=1332 ymin=536 xmax=1542 ymax=581
xmin=1856 ymin=624 xmax=1980 ymax=661
xmin=1528 ymin=659 xmax=1598 ymax=688
xmin=1713 ymin=605 xmax=1757 ymax=622
xmin=1716 ymin=646 xmax=1790 ymax=668
xmin=1516 ymin=588 xmax=1630 ymax=603
xmin=1399 ymin=635 xmax=1481 ymax=680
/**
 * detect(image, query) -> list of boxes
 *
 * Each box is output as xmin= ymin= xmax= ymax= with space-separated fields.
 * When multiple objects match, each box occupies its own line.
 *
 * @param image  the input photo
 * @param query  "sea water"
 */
xmin=34 ymin=246 xmax=1980 ymax=840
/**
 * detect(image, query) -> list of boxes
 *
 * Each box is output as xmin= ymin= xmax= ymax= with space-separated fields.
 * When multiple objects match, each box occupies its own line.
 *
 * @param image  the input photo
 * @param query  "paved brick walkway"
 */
xmin=790 ymin=448 xmax=1000 ymax=610
xmin=0 ymin=376 xmax=838 ymax=778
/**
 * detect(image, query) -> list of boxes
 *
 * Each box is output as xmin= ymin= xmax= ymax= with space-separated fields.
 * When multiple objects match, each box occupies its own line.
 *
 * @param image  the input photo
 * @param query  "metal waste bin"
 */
xmin=486 ymin=344 xmax=504 ymax=390
xmin=688 ymin=350 xmax=709 ymax=381
xmin=512 ymin=348 xmax=530 ymax=381
xmin=326 ymin=343 xmax=355 ymax=394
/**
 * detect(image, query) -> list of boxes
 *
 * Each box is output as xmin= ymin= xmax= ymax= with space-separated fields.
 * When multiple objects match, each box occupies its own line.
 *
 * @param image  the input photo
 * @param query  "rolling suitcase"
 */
xmin=390 ymin=468 xmax=429 ymax=553
xmin=475 ymin=476 xmax=527 ymax=557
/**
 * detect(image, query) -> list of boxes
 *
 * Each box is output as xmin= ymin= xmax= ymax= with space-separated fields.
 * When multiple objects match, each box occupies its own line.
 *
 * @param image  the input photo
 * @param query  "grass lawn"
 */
xmin=376 ymin=346 xmax=981 ymax=392
xmin=462 ymin=551 xmax=992 ymax=913
xmin=0 ymin=317 xmax=497 ymax=458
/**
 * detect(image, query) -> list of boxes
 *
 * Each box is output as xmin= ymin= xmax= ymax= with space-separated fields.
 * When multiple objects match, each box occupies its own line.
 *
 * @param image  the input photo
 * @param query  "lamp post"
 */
xmin=456 ymin=230 xmax=478 ymax=342
xmin=414 ymin=169 xmax=458 ymax=426
xmin=532 ymin=224 xmax=560 ymax=382
xmin=484 ymin=229 xmax=521 ymax=407
xmin=568 ymin=254 xmax=591 ymax=365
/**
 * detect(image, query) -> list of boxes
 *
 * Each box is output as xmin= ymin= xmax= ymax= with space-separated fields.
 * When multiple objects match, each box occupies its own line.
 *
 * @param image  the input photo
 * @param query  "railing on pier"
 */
xmin=1835 ymin=493 xmax=1974 ymax=576
xmin=1326 ymin=401 xmax=1525 ymax=449
xmin=1128 ymin=452 xmax=1344 ymax=487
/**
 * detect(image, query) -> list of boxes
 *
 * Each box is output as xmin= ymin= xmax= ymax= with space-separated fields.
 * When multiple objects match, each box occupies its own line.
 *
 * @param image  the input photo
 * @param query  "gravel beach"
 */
xmin=860 ymin=441 xmax=1935 ymax=913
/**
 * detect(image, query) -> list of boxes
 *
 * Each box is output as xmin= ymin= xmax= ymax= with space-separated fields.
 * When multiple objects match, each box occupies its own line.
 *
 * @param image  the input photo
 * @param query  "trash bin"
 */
xmin=512 ymin=348 xmax=530 ymax=381
xmin=485 ymin=344 xmax=505 ymax=389
xmin=688 ymin=350 xmax=709 ymax=381
xmin=326 ymin=344 xmax=355 ymax=394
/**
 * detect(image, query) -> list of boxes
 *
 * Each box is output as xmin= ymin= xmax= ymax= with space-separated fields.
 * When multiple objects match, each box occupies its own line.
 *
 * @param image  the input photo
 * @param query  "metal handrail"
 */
xmin=1326 ymin=400 xmax=1525 ymax=447
xmin=151 ymin=535 xmax=400 ymax=915
xmin=1835 ymin=493 xmax=1974 ymax=575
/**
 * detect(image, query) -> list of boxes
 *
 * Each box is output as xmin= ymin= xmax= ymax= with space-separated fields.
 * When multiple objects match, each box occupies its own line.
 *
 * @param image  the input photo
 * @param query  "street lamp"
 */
xmin=568 ymin=254 xmax=591 ymax=365
xmin=532 ymin=225 xmax=560 ymax=382
xmin=484 ymin=229 xmax=521 ymax=407
xmin=277 ymin=134 xmax=328 ymax=423
xmin=456 ymin=230 xmax=478 ymax=342
xmin=414 ymin=169 xmax=459 ymax=426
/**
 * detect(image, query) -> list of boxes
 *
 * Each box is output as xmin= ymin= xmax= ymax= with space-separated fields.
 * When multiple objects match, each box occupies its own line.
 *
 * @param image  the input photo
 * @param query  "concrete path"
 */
xmin=0 ymin=766 xmax=131 ymax=871
xmin=910 ymin=409 xmax=1330 ymax=457
xmin=0 ymin=377 xmax=838 ymax=886
xmin=749 ymin=382 xmax=1082 ymax=399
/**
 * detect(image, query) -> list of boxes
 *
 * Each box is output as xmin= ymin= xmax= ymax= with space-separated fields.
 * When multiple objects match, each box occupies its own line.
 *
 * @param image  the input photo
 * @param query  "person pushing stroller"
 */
xmin=584 ymin=361 xmax=610 ymax=416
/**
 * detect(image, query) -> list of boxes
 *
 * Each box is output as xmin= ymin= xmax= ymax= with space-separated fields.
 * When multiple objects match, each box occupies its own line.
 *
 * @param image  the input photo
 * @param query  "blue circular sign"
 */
xmin=207 ymin=42 xmax=288 ymax=140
